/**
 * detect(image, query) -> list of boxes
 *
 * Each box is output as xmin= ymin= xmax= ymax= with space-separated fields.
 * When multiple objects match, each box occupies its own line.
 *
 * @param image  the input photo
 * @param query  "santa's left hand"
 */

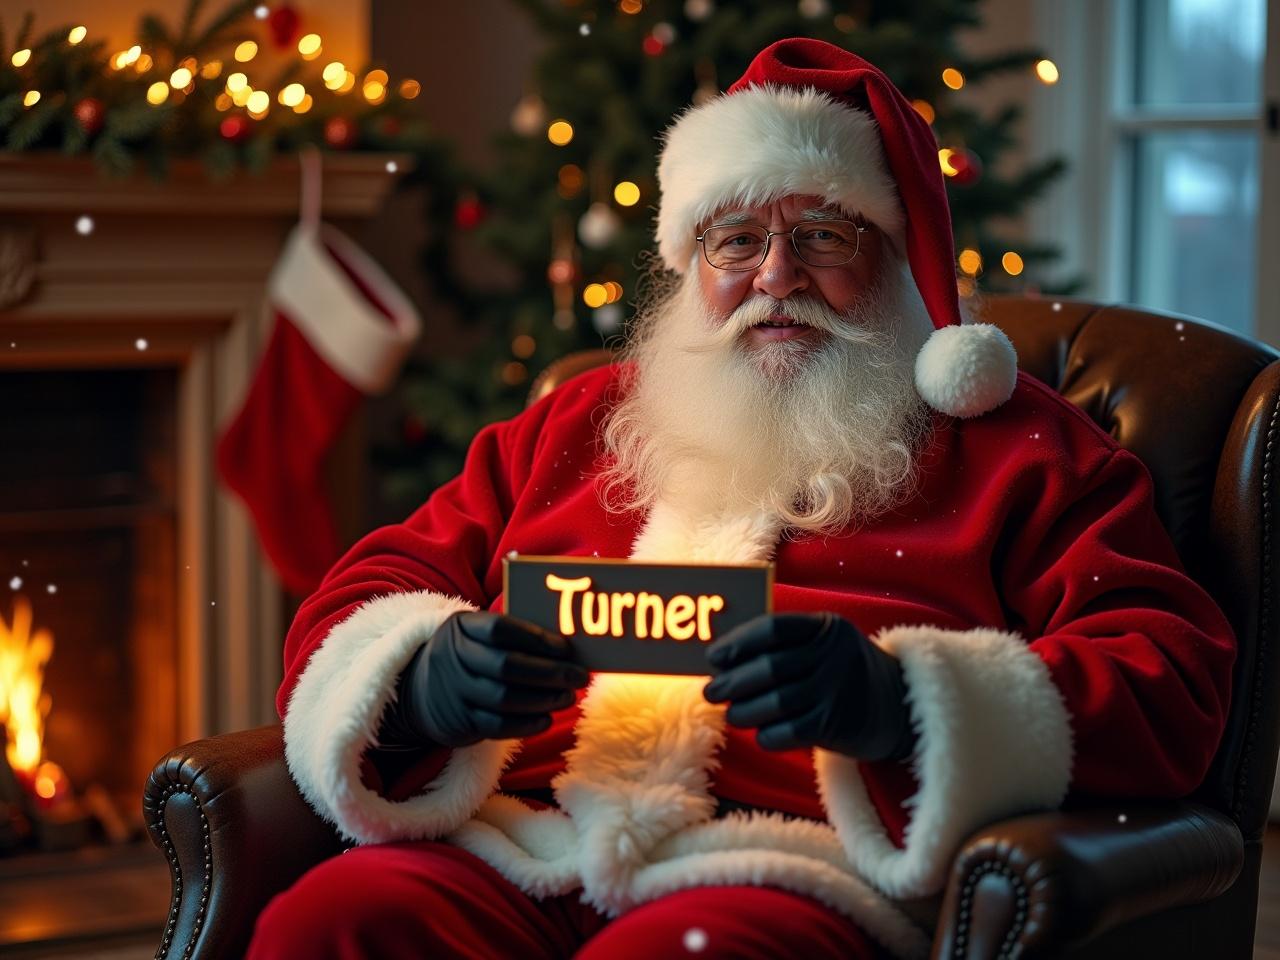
xmin=703 ymin=612 xmax=915 ymax=761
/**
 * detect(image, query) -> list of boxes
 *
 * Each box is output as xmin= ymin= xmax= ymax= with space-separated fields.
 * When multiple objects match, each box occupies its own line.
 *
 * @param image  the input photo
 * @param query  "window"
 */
xmin=1031 ymin=0 xmax=1277 ymax=341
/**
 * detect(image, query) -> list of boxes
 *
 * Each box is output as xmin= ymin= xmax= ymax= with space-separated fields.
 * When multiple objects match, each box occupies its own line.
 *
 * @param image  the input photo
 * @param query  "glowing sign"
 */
xmin=504 ymin=556 xmax=773 ymax=674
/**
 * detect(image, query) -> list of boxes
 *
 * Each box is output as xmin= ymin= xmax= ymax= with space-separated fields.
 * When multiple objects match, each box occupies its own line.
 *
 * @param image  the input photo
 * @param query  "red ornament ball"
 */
xmin=642 ymin=35 xmax=665 ymax=57
xmin=73 ymin=97 xmax=104 ymax=135
xmin=324 ymin=116 xmax=358 ymax=149
xmin=454 ymin=195 xmax=487 ymax=230
xmin=268 ymin=5 xmax=302 ymax=49
xmin=219 ymin=115 xmax=251 ymax=143
xmin=950 ymin=149 xmax=983 ymax=186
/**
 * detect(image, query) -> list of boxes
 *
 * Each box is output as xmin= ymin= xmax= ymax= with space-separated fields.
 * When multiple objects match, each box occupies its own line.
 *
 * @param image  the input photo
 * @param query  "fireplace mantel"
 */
xmin=0 ymin=152 xmax=408 ymax=745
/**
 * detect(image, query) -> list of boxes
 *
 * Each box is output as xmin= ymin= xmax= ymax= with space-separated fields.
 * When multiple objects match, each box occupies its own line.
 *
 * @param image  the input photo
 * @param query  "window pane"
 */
xmin=1131 ymin=131 xmax=1258 ymax=333
xmin=1135 ymin=0 xmax=1266 ymax=106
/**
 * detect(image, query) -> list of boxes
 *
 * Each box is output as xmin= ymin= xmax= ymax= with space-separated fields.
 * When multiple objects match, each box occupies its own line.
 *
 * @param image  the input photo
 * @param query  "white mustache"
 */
xmin=688 ymin=295 xmax=896 ymax=355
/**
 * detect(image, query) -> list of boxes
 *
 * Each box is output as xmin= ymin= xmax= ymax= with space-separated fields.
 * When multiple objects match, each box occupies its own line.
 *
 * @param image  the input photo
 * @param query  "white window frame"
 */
xmin=1030 ymin=0 xmax=1279 ymax=344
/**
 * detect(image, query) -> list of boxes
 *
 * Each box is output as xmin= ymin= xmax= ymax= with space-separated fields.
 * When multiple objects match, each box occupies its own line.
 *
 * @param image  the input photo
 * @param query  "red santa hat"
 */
xmin=655 ymin=37 xmax=1017 ymax=419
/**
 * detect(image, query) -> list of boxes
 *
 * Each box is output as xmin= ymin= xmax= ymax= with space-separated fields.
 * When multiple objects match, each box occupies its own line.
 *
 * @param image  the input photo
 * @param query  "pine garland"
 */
xmin=0 ymin=0 xmax=434 ymax=178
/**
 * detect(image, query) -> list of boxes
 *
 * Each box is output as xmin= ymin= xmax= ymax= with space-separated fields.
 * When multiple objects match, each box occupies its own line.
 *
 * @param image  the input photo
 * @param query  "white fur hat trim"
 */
xmin=657 ymin=85 xmax=906 ymax=273
xmin=914 ymin=323 xmax=1018 ymax=419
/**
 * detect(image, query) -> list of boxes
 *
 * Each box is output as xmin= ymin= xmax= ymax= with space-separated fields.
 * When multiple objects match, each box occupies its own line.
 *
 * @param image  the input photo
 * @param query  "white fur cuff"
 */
xmin=817 ymin=625 xmax=1073 ymax=899
xmin=283 ymin=590 xmax=519 ymax=844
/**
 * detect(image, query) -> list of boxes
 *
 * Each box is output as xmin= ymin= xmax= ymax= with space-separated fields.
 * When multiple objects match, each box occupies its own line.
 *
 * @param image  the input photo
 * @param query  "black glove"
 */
xmin=703 ymin=612 xmax=914 ymax=762
xmin=388 ymin=611 xmax=590 ymax=749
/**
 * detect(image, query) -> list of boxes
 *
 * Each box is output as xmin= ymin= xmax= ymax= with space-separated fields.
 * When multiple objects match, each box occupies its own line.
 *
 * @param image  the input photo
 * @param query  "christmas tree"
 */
xmin=381 ymin=0 xmax=1072 ymax=508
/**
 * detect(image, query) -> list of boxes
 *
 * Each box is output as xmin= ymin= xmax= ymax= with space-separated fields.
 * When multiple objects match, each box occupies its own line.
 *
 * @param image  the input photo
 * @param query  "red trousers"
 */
xmin=247 ymin=841 xmax=884 ymax=959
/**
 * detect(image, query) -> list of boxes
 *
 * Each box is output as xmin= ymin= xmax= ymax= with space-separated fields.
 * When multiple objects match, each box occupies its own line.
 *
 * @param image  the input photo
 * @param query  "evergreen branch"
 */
xmin=104 ymin=101 xmax=171 ymax=140
xmin=91 ymin=134 xmax=134 ymax=176
xmin=177 ymin=0 xmax=208 ymax=49
xmin=0 ymin=92 xmax=22 ymax=130
xmin=5 ymin=94 xmax=61 ymax=150
xmin=14 ymin=12 xmax=33 ymax=51
xmin=138 ymin=15 xmax=174 ymax=53
xmin=60 ymin=112 xmax=88 ymax=154
xmin=189 ymin=0 xmax=256 ymax=53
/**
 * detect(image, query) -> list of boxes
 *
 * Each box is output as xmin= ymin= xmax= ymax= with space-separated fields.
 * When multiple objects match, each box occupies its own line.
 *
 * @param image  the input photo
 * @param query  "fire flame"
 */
xmin=0 ymin=596 xmax=54 ymax=774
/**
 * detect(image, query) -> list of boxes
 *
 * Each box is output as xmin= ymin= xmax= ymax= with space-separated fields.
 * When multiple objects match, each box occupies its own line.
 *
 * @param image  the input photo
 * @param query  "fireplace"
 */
xmin=0 ymin=153 xmax=402 ymax=950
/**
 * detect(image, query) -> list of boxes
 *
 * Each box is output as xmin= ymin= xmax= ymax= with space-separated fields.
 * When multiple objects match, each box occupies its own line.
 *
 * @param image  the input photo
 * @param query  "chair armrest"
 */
xmin=930 ymin=802 xmax=1243 ymax=959
xmin=143 ymin=724 xmax=348 ymax=960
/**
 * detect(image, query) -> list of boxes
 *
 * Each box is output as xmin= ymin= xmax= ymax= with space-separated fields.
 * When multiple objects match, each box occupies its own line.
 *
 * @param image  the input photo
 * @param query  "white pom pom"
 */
xmin=914 ymin=323 xmax=1018 ymax=419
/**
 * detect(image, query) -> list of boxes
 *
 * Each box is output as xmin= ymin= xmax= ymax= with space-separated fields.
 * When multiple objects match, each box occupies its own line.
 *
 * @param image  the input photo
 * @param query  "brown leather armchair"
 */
xmin=145 ymin=296 xmax=1280 ymax=959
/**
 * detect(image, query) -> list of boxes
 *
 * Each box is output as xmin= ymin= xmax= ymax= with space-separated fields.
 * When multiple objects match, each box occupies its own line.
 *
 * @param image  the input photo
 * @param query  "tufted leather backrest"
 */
xmin=530 ymin=296 xmax=1280 ymax=843
xmin=974 ymin=296 xmax=1280 ymax=843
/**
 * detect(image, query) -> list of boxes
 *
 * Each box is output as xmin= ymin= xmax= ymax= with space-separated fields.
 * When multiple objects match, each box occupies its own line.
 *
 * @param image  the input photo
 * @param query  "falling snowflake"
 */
xmin=507 ymin=550 xmax=519 ymax=559
xmin=385 ymin=160 xmax=398 ymax=173
xmin=254 ymin=4 xmax=269 ymax=17
xmin=135 ymin=338 xmax=149 ymax=351
xmin=838 ymin=561 xmax=844 ymax=567
xmin=895 ymin=549 xmax=903 ymax=557
xmin=75 ymin=215 xmax=94 ymax=236
xmin=1092 ymin=575 xmax=1099 ymax=581
xmin=579 ymin=22 xmax=591 ymax=35
xmin=1117 ymin=813 xmax=1127 ymax=823
xmin=45 ymin=584 xmax=57 ymax=594
xmin=1051 ymin=302 xmax=1062 ymax=312
xmin=1175 ymin=321 xmax=1185 ymax=332
xmin=683 ymin=927 xmax=708 ymax=952
xmin=210 ymin=600 xmax=217 ymax=607
xmin=21 ymin=560 xmax=28 ymax=567
xmin=8 ymin=576 xmax=21 ymax=590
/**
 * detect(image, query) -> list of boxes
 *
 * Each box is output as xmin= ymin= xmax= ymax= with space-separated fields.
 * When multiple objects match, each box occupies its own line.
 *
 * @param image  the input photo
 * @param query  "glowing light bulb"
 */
xmin=246 ymin=89 xmax=269 ymax=114
xmin=1002 ymin=251 xmax=1024 ymax=276
xmin=942 ymin=67 xmax=965 ymax=90
xmin=68 ymin=27 xmax=87 ymax=45
xmin=146 ymin=81 xmax=169 ymax=105
xmin=399 ymin=78 xmax=421 ymax=99
xmin=322 ymin=61 xmax=346 ymax=88
xmin=911 ymin=99 xmax=935 ymax=124
xmin=297 ymin=33 xmax=322 ymax=59
xmin=226 ymin=72 xmax=248 ymax=93
xmin=958 ymin=248 xmax=982 ymax=276
xmin=613 ymin=181 xmax=641 ymax=206
xmin=1035 ymin=59 xmax=1059 ymax=84
xmin=337 ymin=71 xmax=356 ymax=94
xmin=201 ymin=59 xmax=223 ymax=79
xmin=547 ymin=120 xmax=574 ymax=146
xmin=134 ymin=53 xmax=153 ymax=72
xmin=294 ymin=94 xmax=313 ymax=114
xmin=362 ymin=80 xmax=386 ymax=104
xmin=22 ymin=90 xmax=40 ymax=107
xmin=234 ymin=40 xmax=258 ymax=62
xmin=11 ymin=48 xmax=32 ymax=67
xmin=124 ymin=45 xmax=141 ymax=65
xmin=938 ymin=148 xmax=959 ymax=176
xmin=365 ymin=69 xmax=389 ymax=86
xmin=169 ymin=67 xmax=193 ymax=88
xmin=583 ymin=283 xmax=609 ymax=308
xmin=279 ymin=82 xmax=305 ymax=107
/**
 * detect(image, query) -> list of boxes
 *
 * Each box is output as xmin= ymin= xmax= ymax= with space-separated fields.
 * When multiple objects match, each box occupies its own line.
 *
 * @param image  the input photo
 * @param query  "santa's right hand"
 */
xmin=398 ymin=611 xmax=591 ymax=748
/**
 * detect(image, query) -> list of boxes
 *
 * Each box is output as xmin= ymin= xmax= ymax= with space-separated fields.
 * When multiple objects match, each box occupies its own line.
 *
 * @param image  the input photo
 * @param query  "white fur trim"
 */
xmin=628 ymin=500 xmax=783 ymax=564
xmin=657 ymin=86 xmax=906 ymax=273
xmin=269 ymin=223 xmax=421 ymax=394
xmin=818 ymin=625 xmax=1074 ymax=899
xmin=283 ymin=590 xmax=519 ymax=845
xmin=914 ymin=323 xmax=1018 ymax=419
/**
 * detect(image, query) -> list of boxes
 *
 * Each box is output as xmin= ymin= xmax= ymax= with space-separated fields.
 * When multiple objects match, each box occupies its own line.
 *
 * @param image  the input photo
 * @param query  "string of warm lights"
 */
xmin=2 ymin=3 xmax=425 ymax=172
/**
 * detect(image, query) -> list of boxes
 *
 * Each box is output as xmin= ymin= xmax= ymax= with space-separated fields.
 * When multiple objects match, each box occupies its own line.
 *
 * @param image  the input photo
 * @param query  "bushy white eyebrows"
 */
xmin=708 ymin=206 xmax=847 ymax=227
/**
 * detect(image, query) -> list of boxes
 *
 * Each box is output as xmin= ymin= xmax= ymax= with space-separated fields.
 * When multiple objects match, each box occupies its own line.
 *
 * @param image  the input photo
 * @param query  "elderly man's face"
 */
xmin=695 ymin=193 xmax=884 ymax=352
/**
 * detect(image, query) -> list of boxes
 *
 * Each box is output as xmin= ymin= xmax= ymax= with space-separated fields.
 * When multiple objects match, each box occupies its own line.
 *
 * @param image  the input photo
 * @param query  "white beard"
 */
xmin=598 ymin=258 xmax=937 ymax=534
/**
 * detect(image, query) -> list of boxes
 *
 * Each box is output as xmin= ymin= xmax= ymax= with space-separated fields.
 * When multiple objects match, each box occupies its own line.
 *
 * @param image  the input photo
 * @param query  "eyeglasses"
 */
xmin=695 ymin=219 xmax=869 ymax=271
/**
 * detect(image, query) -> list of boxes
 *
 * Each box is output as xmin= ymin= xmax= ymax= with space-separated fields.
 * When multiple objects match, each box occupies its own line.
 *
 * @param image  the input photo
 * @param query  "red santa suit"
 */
xmin=251 ymin=39 xmax=1235 ymax=960
xmin=267 ymin=361 xmax=1234 ymax=959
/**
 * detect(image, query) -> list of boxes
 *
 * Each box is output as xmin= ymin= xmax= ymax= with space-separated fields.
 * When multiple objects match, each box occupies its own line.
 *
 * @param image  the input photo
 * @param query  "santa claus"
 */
xmin=247 ymin=39 xmax=1235 ymax=960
